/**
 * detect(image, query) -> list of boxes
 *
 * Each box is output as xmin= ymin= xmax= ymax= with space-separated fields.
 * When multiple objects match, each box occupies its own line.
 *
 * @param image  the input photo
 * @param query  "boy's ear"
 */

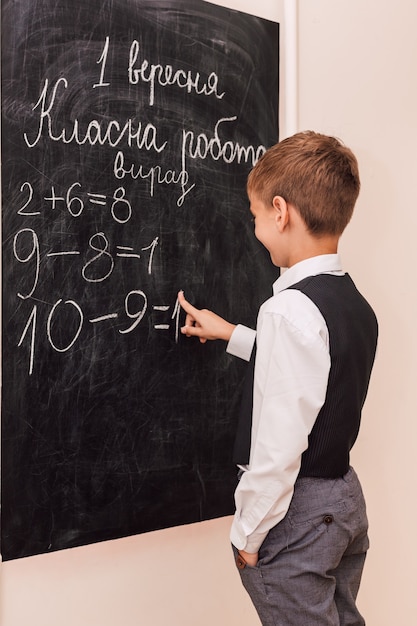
xmin=272 ymin=196 xmax=289 ymax=232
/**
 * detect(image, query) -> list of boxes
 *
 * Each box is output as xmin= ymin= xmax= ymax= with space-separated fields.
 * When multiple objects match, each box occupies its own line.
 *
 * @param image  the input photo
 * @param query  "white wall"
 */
xmin=2 ymin=1 xmax=417 ymax=625
xmin=297 ymin=2 xmax=417 ymax=624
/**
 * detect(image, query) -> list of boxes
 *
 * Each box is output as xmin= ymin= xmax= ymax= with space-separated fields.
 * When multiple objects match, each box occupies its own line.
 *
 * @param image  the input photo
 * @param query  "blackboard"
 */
xmin=1 ymin=0 xmax=279 ymax=561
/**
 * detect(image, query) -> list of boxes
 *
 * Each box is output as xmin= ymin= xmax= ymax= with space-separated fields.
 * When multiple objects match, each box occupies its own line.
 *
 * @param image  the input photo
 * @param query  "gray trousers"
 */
xmin=233 ymin=467 xmax=369 ymax=626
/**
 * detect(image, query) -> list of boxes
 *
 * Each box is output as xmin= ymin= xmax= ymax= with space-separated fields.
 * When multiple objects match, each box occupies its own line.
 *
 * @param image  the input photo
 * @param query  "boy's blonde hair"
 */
xmin=247 ymin=131 xmax=360 ymax=236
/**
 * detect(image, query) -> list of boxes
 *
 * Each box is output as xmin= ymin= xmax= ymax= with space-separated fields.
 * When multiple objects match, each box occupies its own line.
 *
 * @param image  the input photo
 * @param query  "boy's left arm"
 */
xmin=231 ymin=297 xmax=331 ymax=555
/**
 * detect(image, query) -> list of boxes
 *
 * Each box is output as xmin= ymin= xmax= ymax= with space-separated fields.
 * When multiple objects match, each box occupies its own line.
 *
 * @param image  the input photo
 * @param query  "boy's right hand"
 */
xmin=178 ymin=291 xmax=236 ymax=343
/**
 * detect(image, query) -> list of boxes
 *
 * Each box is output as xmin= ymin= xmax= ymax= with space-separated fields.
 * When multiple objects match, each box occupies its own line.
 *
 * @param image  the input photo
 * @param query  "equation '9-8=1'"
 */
xmin=13 ymin=227 xmax=160 ymax=297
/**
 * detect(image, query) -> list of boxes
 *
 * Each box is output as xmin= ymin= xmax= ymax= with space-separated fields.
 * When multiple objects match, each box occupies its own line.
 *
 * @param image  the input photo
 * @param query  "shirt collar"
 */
xmin=273 ymin=254 xmax=344 ymax=294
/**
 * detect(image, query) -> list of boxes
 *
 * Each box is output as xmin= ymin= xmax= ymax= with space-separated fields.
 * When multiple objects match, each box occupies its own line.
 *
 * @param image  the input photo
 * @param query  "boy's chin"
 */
xmin=269 ymin=254 xmax=282 ymax=268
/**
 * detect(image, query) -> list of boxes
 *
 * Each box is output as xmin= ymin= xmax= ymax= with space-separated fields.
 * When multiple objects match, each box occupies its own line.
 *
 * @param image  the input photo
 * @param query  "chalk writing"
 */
xmin=13 ymin=174 xmax=176 ymax=373
xmin=128 ymin=39 xmax=225 ymax=106
xmin=93 ymin=36 xmax=111 ymax=89
xmin=12 ymin=36 xmax=269 ymax=375
xmin=17 ymin=292 xmax=181 ymax=375
xmin=13 ymin=228 xmax=40 ymax=299
xmin=82 ymin=232 xmax=114 ymax=283
xmin=18 ymin=182 xmax=38 ymax=216
xmin=23 ymin=78 xmax=167 ymax=151
xmin=11 ymin=31 xmax=269 ymax=376
xmin=13 ymin=36 xmax=265 ymax=374
xmin=47 ymin=299 xmax=84 ymax=353
xmin=22 ymin=38 xmax=266 ymax=208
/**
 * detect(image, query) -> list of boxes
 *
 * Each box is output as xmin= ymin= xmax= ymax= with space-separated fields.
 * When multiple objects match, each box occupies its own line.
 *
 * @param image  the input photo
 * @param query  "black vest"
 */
xmin=233 ymin=273 xmax=378 ymax=478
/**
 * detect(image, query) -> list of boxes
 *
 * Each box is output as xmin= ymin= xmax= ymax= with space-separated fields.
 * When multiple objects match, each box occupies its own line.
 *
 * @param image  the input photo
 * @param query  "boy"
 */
xmin=178 ymin=131 xmax=378 ymax=626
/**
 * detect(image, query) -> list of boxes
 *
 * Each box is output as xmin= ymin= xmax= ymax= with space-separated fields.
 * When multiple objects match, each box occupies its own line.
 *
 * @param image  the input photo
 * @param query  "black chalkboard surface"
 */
xmin=1 ymin=0 xmax=279 ymax=560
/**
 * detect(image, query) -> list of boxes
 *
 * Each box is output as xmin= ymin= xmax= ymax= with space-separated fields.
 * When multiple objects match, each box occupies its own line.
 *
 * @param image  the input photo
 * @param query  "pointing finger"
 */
xmin=178 ymin=290 xmax=200 ymax=318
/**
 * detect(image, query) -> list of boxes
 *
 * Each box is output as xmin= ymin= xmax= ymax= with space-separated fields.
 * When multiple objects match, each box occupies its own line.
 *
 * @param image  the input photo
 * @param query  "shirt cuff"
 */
xmin=230 ymin=514 xmax=269 ymax=553
xmin=226 ymin=324 xmax=256 ymax=362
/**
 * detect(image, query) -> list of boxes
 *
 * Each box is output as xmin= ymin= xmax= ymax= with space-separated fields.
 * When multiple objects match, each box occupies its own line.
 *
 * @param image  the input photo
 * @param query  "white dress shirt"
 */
xmin=227 ymin=254 xmax=345 ymax=553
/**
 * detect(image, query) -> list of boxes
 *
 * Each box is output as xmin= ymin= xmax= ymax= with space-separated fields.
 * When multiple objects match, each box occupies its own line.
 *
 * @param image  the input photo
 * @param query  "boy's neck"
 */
xmin=286 ymin=234 xmax=340 ymax=268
